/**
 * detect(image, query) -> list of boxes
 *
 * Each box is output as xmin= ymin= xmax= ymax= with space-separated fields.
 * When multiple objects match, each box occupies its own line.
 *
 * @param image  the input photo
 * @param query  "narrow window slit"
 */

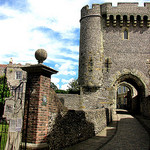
xmin=124 ymin=30 xmax=128 ymax=39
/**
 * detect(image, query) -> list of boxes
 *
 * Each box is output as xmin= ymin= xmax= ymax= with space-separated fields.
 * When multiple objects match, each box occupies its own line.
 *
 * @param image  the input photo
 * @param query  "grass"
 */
xmin=0 ymin=122 xmax=9 ymax=150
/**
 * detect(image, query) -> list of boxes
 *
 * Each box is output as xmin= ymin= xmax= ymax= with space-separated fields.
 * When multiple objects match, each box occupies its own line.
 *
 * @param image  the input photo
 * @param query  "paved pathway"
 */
xmin=64 ymin=109 xmax=150 ymax=150
xmin=100 ymin=109 xmax=149 ymax=150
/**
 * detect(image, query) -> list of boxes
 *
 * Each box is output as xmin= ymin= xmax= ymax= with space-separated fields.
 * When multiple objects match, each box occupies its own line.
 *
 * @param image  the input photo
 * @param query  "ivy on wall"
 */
xmin=0 ymin=75 xmax=10 ymax=104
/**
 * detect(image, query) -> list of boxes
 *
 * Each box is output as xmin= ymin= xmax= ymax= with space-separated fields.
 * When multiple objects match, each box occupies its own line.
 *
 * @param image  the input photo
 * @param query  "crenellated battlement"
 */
xmin=81 ymin=4 xmax=101 ymax=19
xmin=81 ymin=2 xmax=150 ymax=27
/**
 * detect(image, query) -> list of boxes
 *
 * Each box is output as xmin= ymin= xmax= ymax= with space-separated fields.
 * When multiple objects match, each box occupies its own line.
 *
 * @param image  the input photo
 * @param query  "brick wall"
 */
xmin=22 ymin=73 xmax=53 ymax=145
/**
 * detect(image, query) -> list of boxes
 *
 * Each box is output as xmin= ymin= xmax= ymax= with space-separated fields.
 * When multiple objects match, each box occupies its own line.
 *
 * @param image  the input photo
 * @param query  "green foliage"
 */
xmin=50 ymin=79 xmax=80 ymax=94
xmin=55 ymin=89 xmax=68 ymax=94
xmin=67 ymin=79 xmax=80 ymax=94
xmin=0 ymin=123 xmax=9 ymax=149
xmin=0 ymin=75 xmax=10 ymax=104
xmin=50 ymin=82 xmax=58 ymax=91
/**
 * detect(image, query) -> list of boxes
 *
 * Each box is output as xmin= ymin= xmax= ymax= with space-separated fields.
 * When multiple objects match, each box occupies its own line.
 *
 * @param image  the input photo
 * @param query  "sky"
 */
xmin=0 ymin=0 xmax=148 ymax=90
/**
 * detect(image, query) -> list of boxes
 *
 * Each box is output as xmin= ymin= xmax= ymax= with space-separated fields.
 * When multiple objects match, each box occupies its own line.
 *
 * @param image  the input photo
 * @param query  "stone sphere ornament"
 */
xmin=35 ymin=49 xmax=47 ymax=64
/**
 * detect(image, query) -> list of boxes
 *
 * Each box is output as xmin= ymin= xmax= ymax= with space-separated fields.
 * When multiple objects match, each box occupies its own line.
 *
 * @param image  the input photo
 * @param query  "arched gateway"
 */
xmin=79 ymin=3 xmax=150 ymax=117
xmin=113 ymin=72 xmax=147 ymax=113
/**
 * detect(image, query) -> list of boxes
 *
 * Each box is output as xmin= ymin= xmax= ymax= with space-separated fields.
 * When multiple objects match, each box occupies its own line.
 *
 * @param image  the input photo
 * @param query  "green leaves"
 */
xmin=0 ymin=75 xmax=10 ymax=104
xmin=67 ymin=79 xmax=80 ymax=94
xmin=50 ymin=82 xmax=58 ymax=91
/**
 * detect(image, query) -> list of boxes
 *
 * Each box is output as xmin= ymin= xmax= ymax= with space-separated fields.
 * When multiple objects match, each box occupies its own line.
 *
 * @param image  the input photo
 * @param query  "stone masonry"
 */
xmin=20 ymin=63 xmax=111 ymax=150
xmin=79 ymin=3 xmax=150 ymax=116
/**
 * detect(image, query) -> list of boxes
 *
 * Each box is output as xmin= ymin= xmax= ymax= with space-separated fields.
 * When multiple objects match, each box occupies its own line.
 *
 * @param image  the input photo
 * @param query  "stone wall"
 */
xmin=141 ymin=96 xmax=150 ymax=118
xmin=57 ymin=94 xmax=80 ymax=109
xmin=0 ymin=65 xmax=7 ymax=76
xmin=48 ymin=108 xmax=112 ymax=150
xmin=6 ymin=63 xmax=27 ymax=87
xmin=79 ymin=3 xmax=150 ymax=115
xmin=47 ymin=92 xmax=113 ymax=150
xmin=57 ymin=92 xmax=114 ymax=111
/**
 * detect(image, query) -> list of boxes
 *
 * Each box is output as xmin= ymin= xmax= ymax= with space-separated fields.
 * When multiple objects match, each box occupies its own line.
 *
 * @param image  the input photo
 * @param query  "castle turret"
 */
xmin=79 ymin=4 xmax=103 ymax=88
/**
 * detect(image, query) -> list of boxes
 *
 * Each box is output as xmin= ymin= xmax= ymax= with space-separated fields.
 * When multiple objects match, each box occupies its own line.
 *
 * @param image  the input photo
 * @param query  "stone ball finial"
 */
xmin=35 ymin=49 xmax=47 ymax=64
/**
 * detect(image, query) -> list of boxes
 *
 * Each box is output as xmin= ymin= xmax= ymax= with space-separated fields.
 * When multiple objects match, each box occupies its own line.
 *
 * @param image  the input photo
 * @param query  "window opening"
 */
xmin=16 ymin=71 xmax=22 ymax=80
xmin=123 ymin=86 xmax=126 ymax=93
xmin=124 ymin=30 xmax=128 ymax=39
xmin=118 ymin=87 xmax=122 ymax=94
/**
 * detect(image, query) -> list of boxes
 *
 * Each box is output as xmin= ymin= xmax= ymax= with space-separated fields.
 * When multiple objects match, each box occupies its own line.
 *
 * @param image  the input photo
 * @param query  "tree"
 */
xmin=67 ymin=79 xmax=80 ymax=94
xmin=50 ymin=82 xmax=58 ymax=91
xmin=0 ymin=75 xmax=10 ymax=104
xmin=0 ymin=75 xmax=10 ymax=117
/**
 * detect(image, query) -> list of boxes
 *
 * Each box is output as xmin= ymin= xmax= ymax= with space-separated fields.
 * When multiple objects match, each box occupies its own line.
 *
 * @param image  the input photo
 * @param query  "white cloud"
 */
xmin=51 ymin=77 xmax=60 ymax=84
xmin=59 ymin=70 xmax=76 ymax=76
xmin=61 ymin=84 xmax=69 ymax=90
xmin=27 ymin=0 xmax=89 ymax=38
xmin=0 ymin=0 xmax=145 ymax=65
xmin=57 ymin=61 xmax=77 ymax=75
xmin=55 ymin=64 xmax=60 ymax=68
xmin=62 ymin=78 xmax=74 ymax=84
xmin=0 ymin=0 xmax=85 ymax=65
xmin=90 ymin=0 xmax=145 ymax=6
xmin=51 ymin=77 xmax=60 ymax=89
xmin=60 ymin=78 xmax=74 ymax=90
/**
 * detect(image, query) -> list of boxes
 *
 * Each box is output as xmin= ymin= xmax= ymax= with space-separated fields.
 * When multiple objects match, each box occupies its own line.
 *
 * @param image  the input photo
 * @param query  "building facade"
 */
xmin=79 ymin=3 xmax=150 ymax=116
xmin=0 ymin=60 xmax=27 ymax=88
xmin=117 ymin=85 xmax=129 ymax=109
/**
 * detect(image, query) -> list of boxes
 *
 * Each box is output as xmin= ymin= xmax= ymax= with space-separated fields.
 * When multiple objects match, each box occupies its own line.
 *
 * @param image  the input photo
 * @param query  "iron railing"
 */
xmin=0 ymin=117 xmax=9 ymax=150
xmin=0 ymin=81 xmax=25 ymax=150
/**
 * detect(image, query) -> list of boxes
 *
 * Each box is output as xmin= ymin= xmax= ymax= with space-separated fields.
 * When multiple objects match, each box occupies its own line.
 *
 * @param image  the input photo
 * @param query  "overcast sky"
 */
xmin=0 ymin=0 xmax=148 ymax=90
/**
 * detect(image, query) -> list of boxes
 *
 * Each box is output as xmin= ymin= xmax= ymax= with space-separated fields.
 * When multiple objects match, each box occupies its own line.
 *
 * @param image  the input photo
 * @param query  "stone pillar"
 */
xmin=21 ymin=64 xmax=58 ymax=149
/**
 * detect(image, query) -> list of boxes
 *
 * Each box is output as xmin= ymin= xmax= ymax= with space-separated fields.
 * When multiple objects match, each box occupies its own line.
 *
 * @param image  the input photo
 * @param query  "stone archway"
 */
xmin=116 ymin=82 xmax=136 ymax=109
xmin=113 ymin=73 xmax=146 ymax=114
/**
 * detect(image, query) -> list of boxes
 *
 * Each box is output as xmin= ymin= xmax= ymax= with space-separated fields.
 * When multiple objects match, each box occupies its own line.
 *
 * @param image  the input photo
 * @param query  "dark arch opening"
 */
xmin=123 ymin=15 xmax=127 ymax=26
xmin=137 ymin=15 xmax=141 ymax=26
xmin=115 ymin=74 xmax=145 ymax=114
xmin=110 ymin=15 xmax=114 ymax=25
xmin=116 ymin=15 xmax=121 ymax=26
xmin=143 ymin=15 xmax=148 ymax=26
xmin=130 ymin=15 xmax=134 ymax=25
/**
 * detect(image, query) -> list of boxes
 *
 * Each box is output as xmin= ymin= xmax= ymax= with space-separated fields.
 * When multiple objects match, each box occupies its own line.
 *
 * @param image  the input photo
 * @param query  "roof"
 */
xmin=0 ymin=64 xmax=7 ymax=68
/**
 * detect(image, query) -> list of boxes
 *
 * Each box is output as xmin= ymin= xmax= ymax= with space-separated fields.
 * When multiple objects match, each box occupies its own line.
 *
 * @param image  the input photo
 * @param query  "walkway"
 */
xmin=100 ymin=109 xmax=149 ymax=150
xmin=64 ymin=109 xmax=150 ymax=150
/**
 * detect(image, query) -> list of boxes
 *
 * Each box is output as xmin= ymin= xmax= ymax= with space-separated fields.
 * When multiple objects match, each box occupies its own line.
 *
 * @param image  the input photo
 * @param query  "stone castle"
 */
xmin=79 ymin=3 xmax=150 ymax=116
xmin=1 ymin=3 xmax=150 ymax=150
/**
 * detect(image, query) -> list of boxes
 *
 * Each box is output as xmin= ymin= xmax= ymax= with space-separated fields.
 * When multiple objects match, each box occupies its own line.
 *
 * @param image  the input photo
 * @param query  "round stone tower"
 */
xmin=79 ymin=4 xmax=103 ymax=88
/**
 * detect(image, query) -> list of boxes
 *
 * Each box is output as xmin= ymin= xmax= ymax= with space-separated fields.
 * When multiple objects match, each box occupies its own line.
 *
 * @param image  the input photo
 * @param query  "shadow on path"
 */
xmin=64 ymin=109 xmax=150 ymax=150
xmin=100 ymin=109 xmax=149 ymax=150
xmin=64 ymin=113 xmax=118 ymax=150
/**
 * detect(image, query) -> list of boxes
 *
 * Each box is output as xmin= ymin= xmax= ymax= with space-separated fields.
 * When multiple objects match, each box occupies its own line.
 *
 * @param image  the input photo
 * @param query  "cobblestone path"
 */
xmin=100 ymin=109 xmax=149 ymax=150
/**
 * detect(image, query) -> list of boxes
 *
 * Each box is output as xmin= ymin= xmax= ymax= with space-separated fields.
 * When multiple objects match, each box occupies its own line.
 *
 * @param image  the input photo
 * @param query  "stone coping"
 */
xmin=21 ymin=142 xmax=49 ymax=149
xmin=21 ymin=64 xmax=58 ymax=76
